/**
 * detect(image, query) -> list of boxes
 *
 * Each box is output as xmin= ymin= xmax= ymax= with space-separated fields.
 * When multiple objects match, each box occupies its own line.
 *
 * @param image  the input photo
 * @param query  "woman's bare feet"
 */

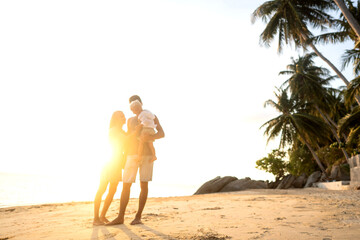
xmin=106 ymin=216 xmax=124 ymax=226
xmin=93 ymin=218 xmax=104 ymax=226
xmin=130 ymin=218 xmax=143 ymax=225
xmin=99 ymin=216 xmax=110 ymax=223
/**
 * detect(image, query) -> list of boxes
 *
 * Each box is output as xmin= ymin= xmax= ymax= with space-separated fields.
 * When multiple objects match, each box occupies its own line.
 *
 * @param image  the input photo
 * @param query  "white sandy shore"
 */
xmin=1 ymin=189 xmax=360 ymax=240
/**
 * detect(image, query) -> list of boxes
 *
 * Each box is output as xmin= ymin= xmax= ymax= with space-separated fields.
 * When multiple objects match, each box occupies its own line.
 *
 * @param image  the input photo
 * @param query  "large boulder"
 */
xmin=330 ymin=165 xmax=341 ymax=181
xmin=276 ymin=175 xmax=296 ymax=189
xmin=219 ymin=178 xmax=267 ymax=192
xmin=292 ymin=173 xmax=307 ymax=188
xmin=304 ymin=171 xmax=322 ymax=188
xmin=319 ymin=172 xmax=329 ymax=182
xmin=268 ymin=178 xmax=282 ymax=189
xmin=194 ymin=176 xmax=237 ymax=195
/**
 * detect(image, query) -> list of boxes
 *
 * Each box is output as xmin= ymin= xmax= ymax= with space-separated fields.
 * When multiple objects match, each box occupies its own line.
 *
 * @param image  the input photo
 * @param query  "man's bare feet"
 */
xmin=106 ymin=216 xmax=124 ymax=226
xmin=99 ymin=216 xmax=110 ymax=223
xmin=93 ymin=218 xmax=104 ymax=226
xmin=130 ymin=218 xmax=143 ymax=225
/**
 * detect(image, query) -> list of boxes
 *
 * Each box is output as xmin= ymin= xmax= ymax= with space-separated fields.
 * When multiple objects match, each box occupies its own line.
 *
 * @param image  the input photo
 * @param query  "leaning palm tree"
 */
xmin=313 ymin=1 xmax=360 ymax=77
xmin=252 ymin=0 xmax=352 ymax=87
xmin=261 ymin=89 xmax=331 ymax=172
xmin=312 ymin=0 xmax=360 ymax=46
xmin=333 ymin=0 xmax=360 ymax=39
xmin=280 ymin=53 xmax=350 ymax=161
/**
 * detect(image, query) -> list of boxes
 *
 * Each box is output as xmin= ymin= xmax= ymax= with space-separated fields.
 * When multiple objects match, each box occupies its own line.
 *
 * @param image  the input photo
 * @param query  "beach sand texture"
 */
xmin=1 ymin=189 xmax=360 ymax=240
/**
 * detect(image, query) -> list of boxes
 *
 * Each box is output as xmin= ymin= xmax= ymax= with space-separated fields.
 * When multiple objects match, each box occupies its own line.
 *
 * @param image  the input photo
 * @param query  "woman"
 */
xmin=93 ymin=111 xmax=127 ymax=226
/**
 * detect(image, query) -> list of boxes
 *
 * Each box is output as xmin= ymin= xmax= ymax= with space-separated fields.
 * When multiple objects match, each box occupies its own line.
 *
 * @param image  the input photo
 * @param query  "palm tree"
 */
xmin=252 ymin=0 xmax=351 ymax=87
xmin=333 ymin=0 xmax=360 ymax=39
xmin=279 ymin=53 xmax=350 ymax=161
xmin=261 ymin=89 xmax=330 ymax=172
xmin=312 ymin=1 xmax=360 ymax=78
xmin=312 ymin=0 xmax=360 ymax=46
xmin=326 ymin=88 xmax=348 ymax=139
xmin=338 ymin=106 xmax=360 ymax=155
xmin=342 ymin=49 xmax=360 ymax=75
xmin=308 ymin=0 xmax=360 ymax=107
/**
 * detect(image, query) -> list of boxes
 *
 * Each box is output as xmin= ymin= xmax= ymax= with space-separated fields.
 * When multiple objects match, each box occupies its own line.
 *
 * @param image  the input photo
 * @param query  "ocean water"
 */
xmin=0 ymin=172 xmax=198 ymax=208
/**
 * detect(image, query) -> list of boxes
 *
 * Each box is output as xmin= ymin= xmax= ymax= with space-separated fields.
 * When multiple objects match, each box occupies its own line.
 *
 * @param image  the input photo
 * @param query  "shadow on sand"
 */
xmin=91 ymin=224 xmax=142 ymax=240
xmin=91 ymin=223 xmax=176 ymax=240
xmin=138 ymin=224 xmax=176 ymax=239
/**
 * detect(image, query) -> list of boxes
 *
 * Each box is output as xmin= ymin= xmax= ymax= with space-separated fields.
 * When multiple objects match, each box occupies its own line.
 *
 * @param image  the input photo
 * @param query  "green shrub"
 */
xmin=256 ymin=149 xmax=288 ymax=179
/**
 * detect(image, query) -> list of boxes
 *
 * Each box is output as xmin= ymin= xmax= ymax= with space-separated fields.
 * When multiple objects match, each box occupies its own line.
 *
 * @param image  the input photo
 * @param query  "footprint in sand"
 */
xmin=202 ymin=207 xmax=222 ymax=210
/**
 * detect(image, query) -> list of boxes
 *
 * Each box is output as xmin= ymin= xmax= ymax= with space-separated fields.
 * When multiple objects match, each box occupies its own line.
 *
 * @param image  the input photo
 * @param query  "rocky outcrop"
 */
xmin=194 ymin=176 xmax=237 ymax=195
xmin=276 ymin=175 xmax=296 ymax=189
xmin=330 ymin=165 xmax=341 ymax=181
xmin=304 ymin=171 xmax=322 ymax=188
xmin=194 ymin=176 xmax=267 ymax=195
xmin=219 ymin=178 xmax=267 ymax=192
xmin=195 ymin=170 xmax=342 ymax=194
xmin=292 ymin=173 xmax=307 ymax=188
xmin=267 ymin=178 xmax=281 ymax=189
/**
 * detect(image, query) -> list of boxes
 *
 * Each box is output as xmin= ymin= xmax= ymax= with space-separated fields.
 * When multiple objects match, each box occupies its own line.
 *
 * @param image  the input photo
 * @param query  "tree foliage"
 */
xmin=256 ymin=149 xmax=288 ymax=179
xmin=288 ymin=146 xmax=317 ymax=176
xmin=254 ymin=1 xmax=360 ymax=177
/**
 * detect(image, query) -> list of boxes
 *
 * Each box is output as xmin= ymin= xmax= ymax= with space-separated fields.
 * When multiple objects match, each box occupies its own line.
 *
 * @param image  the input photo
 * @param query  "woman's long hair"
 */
xmin=109 ymin=111 xmax=124 ymax=129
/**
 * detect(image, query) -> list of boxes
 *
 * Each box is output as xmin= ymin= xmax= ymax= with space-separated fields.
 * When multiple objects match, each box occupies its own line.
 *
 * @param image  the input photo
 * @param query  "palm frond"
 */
xmin=346 ymin=125 xmax=360 ymax=146
xmin=338 ymin=107 xmax=360 ymax=135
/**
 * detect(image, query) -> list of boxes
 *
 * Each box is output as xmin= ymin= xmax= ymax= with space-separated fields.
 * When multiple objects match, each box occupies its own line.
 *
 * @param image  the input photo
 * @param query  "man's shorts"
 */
xmin=123 ymin=155 xmax=154 ymax=183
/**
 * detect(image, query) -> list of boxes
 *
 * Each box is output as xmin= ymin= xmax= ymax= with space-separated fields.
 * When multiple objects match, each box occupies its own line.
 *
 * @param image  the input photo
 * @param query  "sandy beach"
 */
xmin=1 ymin=189 xmax=360 ymax=240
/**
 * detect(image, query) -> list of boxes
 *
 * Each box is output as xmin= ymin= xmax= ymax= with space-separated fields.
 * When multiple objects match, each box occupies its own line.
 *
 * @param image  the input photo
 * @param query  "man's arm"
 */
xmin=141 ymin=115 xmax=164 ymax=141
xmin=153 ymin=115 xmax=165 ymax=139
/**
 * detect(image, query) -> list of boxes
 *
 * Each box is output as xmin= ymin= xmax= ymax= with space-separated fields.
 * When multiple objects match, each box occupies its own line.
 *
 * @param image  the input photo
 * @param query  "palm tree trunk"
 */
xmin=315 ymin=105 xmax=350 ymax=162
xmin=324 ymin=112 xmax=348 ymax=141
xmin=324 ymin=113 xmax=338 ymax=129
xmin=333 ymin=0 xmax=360 ymax=40
xmin=303 ymin=138 xmax=326 ymax=173
xmin=308 ymin=42 xmax=349 ymax=85
xmin=296 ymin=128 xmax=326 ymax=172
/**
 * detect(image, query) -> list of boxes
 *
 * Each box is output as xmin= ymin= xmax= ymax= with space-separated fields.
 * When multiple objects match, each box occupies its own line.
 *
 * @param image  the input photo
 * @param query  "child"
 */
xmin=130 ymin=100 xmax=157 ymax=162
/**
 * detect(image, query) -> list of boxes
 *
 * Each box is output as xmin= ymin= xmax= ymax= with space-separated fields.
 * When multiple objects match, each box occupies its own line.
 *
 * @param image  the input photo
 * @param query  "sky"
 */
xmin=0 ymin=0 xmax=355 ymax=194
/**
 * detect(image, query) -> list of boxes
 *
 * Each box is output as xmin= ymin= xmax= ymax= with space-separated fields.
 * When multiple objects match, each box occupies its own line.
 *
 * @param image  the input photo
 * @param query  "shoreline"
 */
xmin=0 ymin=194 xmax=194 ymax=210
xmin=0 ymin=187 xmax=358 ymax=210
xmin=1 ymin=189 xmax=360 ymax=239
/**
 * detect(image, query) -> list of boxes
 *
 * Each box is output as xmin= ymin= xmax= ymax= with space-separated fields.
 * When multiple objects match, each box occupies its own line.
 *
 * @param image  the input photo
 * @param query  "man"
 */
xmin=108 ymin=95 xmax=165 ymax=225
